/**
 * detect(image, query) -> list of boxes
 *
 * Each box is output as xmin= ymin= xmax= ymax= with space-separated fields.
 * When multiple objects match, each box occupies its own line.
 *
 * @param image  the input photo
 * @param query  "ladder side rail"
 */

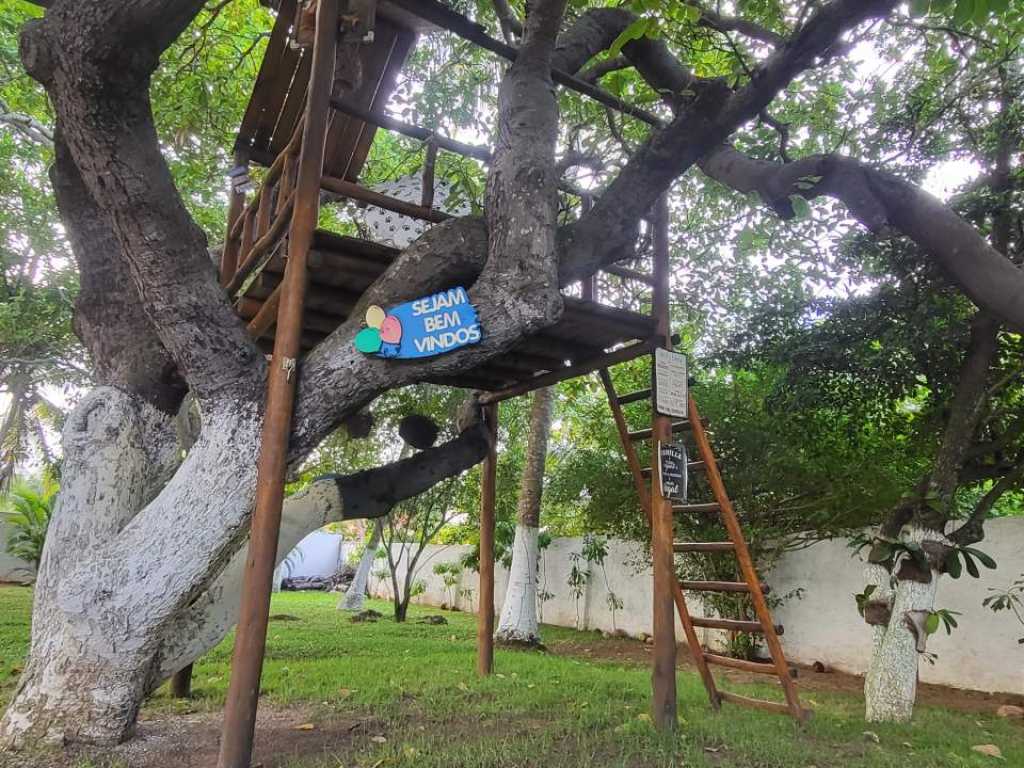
xmin=599 ymin=367 xmax=721 ymax=710
xmin=685 ymin=397 xmax=805 ymax=720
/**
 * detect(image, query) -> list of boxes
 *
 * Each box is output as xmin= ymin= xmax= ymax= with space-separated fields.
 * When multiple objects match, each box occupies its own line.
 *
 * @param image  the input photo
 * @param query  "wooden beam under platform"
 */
xmin=477 ymin=338 xmax=659 ymax=404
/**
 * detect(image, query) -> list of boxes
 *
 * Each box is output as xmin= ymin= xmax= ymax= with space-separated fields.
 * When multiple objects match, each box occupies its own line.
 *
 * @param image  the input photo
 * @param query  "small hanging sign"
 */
xmin=654 ymin=348 xmax=688 ymax=418
xmin=354 ymin=286 xmax=482 ymax=359
xmin=658 ymin=441 xmax=687 ymax=501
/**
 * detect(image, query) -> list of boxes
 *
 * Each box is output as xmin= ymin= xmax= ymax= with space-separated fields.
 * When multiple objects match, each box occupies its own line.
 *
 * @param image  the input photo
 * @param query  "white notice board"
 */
xmin=654 ymin=348 xmax=688 ymax=418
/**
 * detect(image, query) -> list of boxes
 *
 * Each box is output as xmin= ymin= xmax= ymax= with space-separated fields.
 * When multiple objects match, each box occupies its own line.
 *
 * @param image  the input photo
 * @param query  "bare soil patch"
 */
xmin=0 ymin=706 xmax=388 ymax=768
xmin=544 ymin=631 xmax=1024 ymax=715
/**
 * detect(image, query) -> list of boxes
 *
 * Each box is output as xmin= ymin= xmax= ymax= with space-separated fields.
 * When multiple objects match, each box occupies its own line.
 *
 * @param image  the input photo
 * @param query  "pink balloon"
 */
xmin=379 ymin=315 xmax=403 ymax=344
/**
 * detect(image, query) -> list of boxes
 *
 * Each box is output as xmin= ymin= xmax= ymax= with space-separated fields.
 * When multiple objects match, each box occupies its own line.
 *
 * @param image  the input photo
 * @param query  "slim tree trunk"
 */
xmin=496 ymin=387 xmax=554 ymax=646
xmin=339 ymin=519 xmax=383 ymax=612
xmin=864 ymin=526 xmax=947 ymax=722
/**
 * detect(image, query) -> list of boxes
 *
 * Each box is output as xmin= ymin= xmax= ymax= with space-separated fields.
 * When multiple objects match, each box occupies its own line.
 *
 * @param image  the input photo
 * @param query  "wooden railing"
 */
xmin=220 ymin=116 xmax=306 ymax=296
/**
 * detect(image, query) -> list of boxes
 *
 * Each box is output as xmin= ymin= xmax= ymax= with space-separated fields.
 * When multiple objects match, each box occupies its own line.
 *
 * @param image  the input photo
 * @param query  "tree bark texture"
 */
xmin=496 ymin=387 xmax=554 ymax=645
xmin=8 ymin=0 xmax=1013 ymax=747
xmin=863 ymin=527 xmax=948 ymax=723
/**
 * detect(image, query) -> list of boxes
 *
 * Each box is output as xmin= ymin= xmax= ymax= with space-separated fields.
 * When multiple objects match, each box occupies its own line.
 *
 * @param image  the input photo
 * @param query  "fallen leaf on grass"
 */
xmin=338 ymin=688 xmax=357 ymax=698
xmin=862 ymin=731 xmax=880 ymax=744
xmin=294 ymin=723 xmax=316 ymax=731
xmin=457 ymin=682 xmax=469 ymax=692
xmin=371 ymin=735 xmax=387 ymax=744
xmin=972 ymin=744 xmax=1003 ymax=759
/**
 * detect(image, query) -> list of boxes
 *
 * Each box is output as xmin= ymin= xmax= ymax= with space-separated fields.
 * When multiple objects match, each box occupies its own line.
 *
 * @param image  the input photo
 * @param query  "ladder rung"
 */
xmin=673 ymin=541 xmax=734 ymax=553
xmin=692 ymin=616 xmax=783 ymax=635
xmin=717 ymin=690 xmax=806 ymax=718
xmin=679 ymin=580 xmax=770 ymax=594
xmin=641 ymin=460 xmax=706 ymax=477
xmin=673 ymin=502 xmax=720 ymax=514
xmin=616 ymin=388 xmax=651 ymax=405
xmin=627 ymin=419 xmax=706 ymax=441
xmin=703 ymin=653 xmax=794 ymax=677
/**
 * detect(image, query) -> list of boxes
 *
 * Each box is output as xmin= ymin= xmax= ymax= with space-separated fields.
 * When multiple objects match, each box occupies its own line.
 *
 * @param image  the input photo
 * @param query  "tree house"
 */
xmin=215 ymin=3 xmax=804 ymax=766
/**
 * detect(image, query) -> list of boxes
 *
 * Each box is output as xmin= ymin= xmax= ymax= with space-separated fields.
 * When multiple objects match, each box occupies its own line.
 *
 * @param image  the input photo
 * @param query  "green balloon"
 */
xmin=354 ymin=327 xmax=382 ymax=354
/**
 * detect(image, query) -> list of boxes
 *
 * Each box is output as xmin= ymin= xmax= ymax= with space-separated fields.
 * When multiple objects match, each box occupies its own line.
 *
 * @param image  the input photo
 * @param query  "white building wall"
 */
xmin=372 ymin=519 xmax=1024 ymax=695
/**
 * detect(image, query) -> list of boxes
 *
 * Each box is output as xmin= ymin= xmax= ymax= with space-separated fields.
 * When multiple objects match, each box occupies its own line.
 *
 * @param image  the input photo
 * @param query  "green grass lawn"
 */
xmin=1 ymin=585 xmax=1022 ymax=767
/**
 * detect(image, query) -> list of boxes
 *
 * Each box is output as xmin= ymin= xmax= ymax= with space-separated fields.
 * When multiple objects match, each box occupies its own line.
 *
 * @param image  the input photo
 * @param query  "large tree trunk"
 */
xmin=2 ymin=0 xmax=917 ymax=748
xmin=339 ymin=519 xmax=383 ymax=612
xmin=863 ymin=526 xmax=946 ymax=723
xmin=0 ymin=386 xmax=490 ymax=748
xmin=496 ymin=387 xmax=554 ymax=646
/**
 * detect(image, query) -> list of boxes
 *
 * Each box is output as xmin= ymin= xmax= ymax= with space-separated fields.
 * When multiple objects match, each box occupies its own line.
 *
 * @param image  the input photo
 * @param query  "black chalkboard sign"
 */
xmin=658 ymin=442 xmax=687 ymax=501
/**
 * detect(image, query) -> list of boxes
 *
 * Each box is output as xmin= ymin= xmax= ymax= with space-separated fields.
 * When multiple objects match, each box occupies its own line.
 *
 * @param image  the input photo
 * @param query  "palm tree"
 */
xmin=3 ymin=476 xmax=58 ymax=569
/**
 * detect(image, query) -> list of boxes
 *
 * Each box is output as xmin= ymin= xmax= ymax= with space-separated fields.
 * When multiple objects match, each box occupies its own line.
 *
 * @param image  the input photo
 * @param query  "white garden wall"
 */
xmin=371 ymin=518 xmax=1024 ymax=695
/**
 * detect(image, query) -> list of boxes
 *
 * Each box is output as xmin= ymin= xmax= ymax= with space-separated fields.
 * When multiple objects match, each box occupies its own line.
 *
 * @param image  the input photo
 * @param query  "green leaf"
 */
xmin=953 ymin=0 xmax=975 ymax=25
xmin=963 ymin=547 xmax=997 ymax=569
xmin=789 ymin=195 xmax=812 ymax=220
xmin=945 ymin=550 xmax=962 ymax=579
xmin=609 ymin=18 xmax=650 ymax=56
xmin=963 ymin=551 xmax=980 ymax=578
xmin=925 ymin=612 xmax=940 ymax=635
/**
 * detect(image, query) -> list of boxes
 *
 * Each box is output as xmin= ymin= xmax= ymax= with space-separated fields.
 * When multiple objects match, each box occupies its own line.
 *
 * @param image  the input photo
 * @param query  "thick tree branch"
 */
xmin=698 ymin=147 xmax=1024 ymax=331
xmin=491 ymin=0 xmax=522 ymax=44
xmin=154 ymin=405 xmax=491 ymax=680
xmin=23 ymin=1 xmax=264 ymax=404
xmin=557 ymin=0 xmax=899 ymax=285
xmin=51 ymin=132 xmax=187 ymax=414
xmin=951 ymin=461 xmax=1024 ymax=547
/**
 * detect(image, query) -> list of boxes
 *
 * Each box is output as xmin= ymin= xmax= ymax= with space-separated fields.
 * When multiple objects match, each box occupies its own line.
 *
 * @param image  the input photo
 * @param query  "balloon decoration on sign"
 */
xmin=354 ymin=304 xmax=404 ymax=357
xmin=354 ymin=287 xmax=482 ymax=360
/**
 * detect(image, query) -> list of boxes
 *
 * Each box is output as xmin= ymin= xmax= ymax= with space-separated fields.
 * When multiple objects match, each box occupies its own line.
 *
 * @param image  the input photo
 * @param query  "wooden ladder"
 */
xmin=599 ymin=364 xmax=809 ymax=721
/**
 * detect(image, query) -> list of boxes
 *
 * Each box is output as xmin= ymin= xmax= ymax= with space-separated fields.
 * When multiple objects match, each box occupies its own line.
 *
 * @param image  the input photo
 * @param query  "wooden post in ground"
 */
xmin=649 ymin=193 xmax=677 ymax=730
xmin=170 ymin=663 xmax=193 ymax=699
xmin=477 ymin=401 xmax=498 ymax=676
xmin=216 ymin=2 xmax=338 ymax=766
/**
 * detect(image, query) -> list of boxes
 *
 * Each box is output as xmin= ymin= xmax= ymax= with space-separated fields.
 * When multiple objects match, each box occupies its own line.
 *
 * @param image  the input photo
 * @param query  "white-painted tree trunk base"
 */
xmin=864 ymin=526 xmax=944 ymax=723
xmin=340 ymin=520 xmax=382 ymax=612
xmin=496 ymin=524 xmax=541 ymax=645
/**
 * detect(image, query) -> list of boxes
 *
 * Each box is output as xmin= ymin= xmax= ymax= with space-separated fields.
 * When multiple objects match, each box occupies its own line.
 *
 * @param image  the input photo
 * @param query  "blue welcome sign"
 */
xmin=354 ymin=286 xmax=482 ymax=359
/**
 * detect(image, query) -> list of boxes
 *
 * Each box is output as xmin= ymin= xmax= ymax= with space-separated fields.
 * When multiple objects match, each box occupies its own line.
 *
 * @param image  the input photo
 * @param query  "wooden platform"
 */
xmin=236 ymin=231 xmax=657 ymax=391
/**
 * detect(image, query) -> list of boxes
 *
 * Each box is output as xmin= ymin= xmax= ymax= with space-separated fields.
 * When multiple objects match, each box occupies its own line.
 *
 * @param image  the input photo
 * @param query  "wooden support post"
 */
xmin=649 ymin=193 xmax=677 ymax=731
xmin=477 ymin=402 xmax=498 ymax=676
xmin=239 ymin=207 xmax=256 ymax=270
xmin=216 ymin=2 xmax=338 ymax=766
xmin=255 ymin=175 xmax=274 ymax=239
xmin=221 ymin=151 xmax=249 ymax=286
xmin=171 ymin=663 xmax=193 ymax=699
